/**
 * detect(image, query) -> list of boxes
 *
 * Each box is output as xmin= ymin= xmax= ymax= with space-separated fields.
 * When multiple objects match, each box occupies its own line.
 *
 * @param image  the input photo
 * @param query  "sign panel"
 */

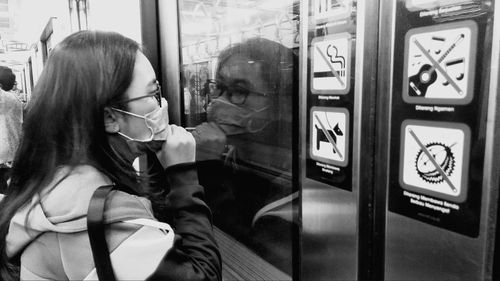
xmin=314 ymin=0 xmax=351 ymax=21
xmin=311 ymin=33 xmax=351 ymax=95
xmin=399 ymin=120 xmax=470 ymax=203
xmin=306 ymin=6 xmax=356 ymax=192
xmin=389 ymin=0 xmax=487 ymax=239
xmin=402 ymin=20 xmax=477 ymax=105
xmin=310 ymin=107 xmax=349 ymax=167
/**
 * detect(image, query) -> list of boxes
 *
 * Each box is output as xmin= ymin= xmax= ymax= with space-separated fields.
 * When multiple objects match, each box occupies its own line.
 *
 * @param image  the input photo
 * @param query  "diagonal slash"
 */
xmin=315 ymin=45 xmax=345 ymax=87
xmin=408 ymin=128 xmax=457 ymax=192
xmin=413 ymin=38 xmax=463 ymax=95
xmin=314 ymin=114 xmax=343 ymax=159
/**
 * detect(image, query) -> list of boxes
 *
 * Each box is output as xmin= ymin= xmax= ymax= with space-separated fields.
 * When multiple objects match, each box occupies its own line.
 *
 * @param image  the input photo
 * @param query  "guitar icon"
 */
xmin=409 ymin=34 xmax=465 ymax=97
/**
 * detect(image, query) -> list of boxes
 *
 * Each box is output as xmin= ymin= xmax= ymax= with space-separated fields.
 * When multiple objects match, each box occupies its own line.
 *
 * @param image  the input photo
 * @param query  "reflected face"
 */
xmin=217 ymin=54 xmax=273 ymax=111
xmin=207 ymin=54 xmax=276 ymax=135
xmin=116 ymin=52 xmax=167 ymax=140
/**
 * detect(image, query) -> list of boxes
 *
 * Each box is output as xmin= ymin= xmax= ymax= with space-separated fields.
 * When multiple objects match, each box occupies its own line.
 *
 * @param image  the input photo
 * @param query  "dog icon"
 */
xmin=315 ymin=123 xmax=344 ymax=154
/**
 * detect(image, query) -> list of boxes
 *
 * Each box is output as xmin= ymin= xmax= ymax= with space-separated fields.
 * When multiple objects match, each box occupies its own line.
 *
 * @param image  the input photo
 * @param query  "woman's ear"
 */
xmin=104 ymin=107 xmax=120 ymax=133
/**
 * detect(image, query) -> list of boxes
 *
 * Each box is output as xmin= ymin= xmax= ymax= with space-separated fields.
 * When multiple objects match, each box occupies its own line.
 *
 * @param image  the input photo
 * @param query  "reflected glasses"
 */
xmin=204 ymin=79 xmax=271 ymax=105
xmin=115 ymin=81 xmax=162 ymax=107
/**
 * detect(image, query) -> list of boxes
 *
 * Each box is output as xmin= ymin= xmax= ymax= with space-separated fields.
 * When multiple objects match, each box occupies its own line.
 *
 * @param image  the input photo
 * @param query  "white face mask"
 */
xmin=112 ymin=97 xmax=169 ymax=142
xmin=207 ymin=98 xmax=271 ymax=135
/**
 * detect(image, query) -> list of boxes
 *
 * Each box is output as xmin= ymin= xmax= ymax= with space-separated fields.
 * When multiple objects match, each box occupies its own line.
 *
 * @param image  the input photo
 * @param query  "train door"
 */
xmin=300 ymin=0 xmax=500 ymax=280
xmin=376 ymin=0 xmax=500 ymax=280
xmin=157 ymin=1 xmax=300 ymax=280
xmin=149 ymin=0 xmax=500 ymax=280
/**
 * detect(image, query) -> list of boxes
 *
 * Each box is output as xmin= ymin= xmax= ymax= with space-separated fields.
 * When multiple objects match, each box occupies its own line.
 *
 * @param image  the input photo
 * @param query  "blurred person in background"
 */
xmin=0 ymin=66 xmax=23 ymax=193
xmin=0 ymin=30 xmax=221 ymax=281
xmin=185 ymin=72 xmax=208 ymax=127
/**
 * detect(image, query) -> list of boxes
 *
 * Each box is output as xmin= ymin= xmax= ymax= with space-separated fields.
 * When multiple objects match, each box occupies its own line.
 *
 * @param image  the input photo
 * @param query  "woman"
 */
xmin=0 ymin=30 xmax=221 ymax=280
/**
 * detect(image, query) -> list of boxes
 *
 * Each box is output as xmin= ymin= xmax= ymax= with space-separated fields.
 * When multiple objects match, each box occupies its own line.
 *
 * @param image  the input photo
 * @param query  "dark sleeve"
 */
xmin=147 ymin=162 xmax=222 ymax=281
xmin=196 ymin=160 xmax=225 ymax=187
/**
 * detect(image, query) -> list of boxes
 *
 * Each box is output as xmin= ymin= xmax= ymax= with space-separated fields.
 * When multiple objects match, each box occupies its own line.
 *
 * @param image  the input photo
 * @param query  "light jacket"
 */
xmin=0 ymin=90 xmax=23 ymax=165
xmin=5 ymin=164 xmax=221 ymax=280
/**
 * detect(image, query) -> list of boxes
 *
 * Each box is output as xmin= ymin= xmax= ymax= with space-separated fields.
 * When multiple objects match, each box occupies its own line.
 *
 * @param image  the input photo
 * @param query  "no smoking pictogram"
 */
xmin=311 ymin=33 xmax=351 ymax=95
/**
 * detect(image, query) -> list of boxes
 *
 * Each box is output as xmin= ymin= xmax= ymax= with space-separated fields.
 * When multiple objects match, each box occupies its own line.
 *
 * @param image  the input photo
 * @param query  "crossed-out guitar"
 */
xmin=409 ymin=33 xmax=465 ymax=97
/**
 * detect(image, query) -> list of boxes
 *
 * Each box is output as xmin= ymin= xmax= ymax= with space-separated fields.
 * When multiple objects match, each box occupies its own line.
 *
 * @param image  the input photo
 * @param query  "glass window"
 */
xmin=87 ymin=0 xmax=141 ymax=43
xmin=178 ymin=0 xmax=299 ymax=279
xmin=0 ymin=17 xmax=9 ymax=28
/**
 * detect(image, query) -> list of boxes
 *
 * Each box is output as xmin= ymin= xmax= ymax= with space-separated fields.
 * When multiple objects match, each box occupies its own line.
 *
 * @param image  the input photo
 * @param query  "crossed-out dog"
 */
xmin=315 ymin=123 xmax=344 ymax=154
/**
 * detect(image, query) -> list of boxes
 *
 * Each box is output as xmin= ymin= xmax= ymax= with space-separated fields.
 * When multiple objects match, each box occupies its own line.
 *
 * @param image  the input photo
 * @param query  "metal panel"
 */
xmin=300 ymin=0 xmax=356 ymax=279
xmin=490 ymin=2 xmax=500 ymax=277
xmin=301 ymin=0 xmax=380 ymax=279
xmin=353 ymin=1 xmax=380 ymax=279
xmin=381 ymin=1 xmax=499 ymax=280
xmin=483 ymin=0 xmax=500 ymax=277
xmin=140 ymin=0 xmax=160 ymax=78
xmin=301 ymin=180 xmax=357 ymax=280
xmin=157 ymin=0 xmax=182 ymax=125
xmin=374 ymin=1 xmax=397 ymax=280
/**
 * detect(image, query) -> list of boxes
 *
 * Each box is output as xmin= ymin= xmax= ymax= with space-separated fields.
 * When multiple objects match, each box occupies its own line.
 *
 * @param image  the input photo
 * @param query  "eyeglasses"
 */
xmin=204 ymin=79 xmax=271 ymax=105
xmin=116 ymin=82 xmax=162 ymax=107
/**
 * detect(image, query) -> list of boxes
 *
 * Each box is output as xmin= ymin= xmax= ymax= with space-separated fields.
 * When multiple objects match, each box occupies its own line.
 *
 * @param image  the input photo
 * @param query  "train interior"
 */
xmin=3 ymin=0 xmax=500 ymax=280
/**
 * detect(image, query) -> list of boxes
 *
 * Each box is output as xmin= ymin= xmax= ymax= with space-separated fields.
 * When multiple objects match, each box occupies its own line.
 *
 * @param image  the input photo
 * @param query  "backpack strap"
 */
xmin=87 ymin=184 xmax=116 ymax=281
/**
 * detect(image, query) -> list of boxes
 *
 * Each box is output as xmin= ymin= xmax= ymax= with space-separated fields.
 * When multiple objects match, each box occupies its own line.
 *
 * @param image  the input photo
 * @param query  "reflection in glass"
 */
xmin=179 ymin=0 xmax=299 ymax=279
xmin=205 ymin=78 xmax=272 ymax=105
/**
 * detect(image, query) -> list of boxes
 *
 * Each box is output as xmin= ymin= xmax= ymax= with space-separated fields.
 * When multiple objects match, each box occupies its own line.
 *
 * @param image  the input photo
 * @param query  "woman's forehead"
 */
xmin=124 ymin=52 xmax=157 ymax=103
xmin=133 ymin=52 xmax=156 ymax=83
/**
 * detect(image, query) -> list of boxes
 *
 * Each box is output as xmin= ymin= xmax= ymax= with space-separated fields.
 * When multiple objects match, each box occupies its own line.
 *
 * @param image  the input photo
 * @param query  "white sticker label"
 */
xmin=311 ymin=34 xmax=351 ymax=94
xmin=403 ymin=21 xmax=477 ymax=105
xmin=400 ymin=121 xmax=470 ymax=203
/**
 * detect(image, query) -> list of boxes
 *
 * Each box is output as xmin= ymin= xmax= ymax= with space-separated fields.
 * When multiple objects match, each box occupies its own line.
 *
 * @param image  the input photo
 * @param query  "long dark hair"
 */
xmin=0 ymin=30 xmax=141 ymax=280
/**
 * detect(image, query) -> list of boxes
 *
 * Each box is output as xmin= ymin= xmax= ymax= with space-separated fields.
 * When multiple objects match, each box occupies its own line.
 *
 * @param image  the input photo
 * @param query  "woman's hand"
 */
xmin=191 ymin=122 xmax=227 ymax=161
xmin=156 ymin=124 xmax=196 ymax=168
